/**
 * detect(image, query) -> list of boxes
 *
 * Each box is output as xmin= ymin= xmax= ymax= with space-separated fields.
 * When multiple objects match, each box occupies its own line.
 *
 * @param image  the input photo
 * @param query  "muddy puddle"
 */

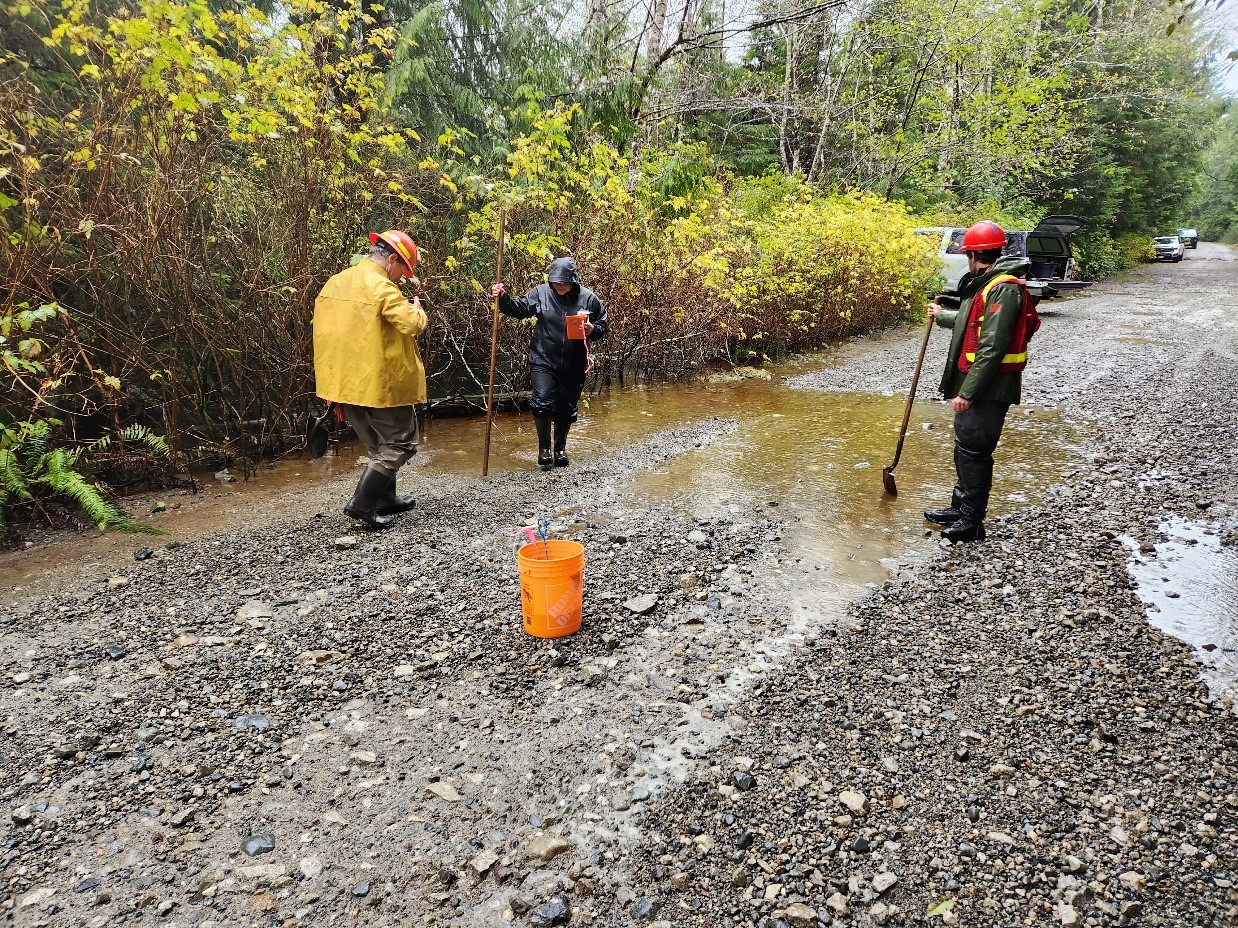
xmin=1 ymin=357 xmax=1083 ymax=603
xmin=1124 ymin=519 xmax=1238 ymax=701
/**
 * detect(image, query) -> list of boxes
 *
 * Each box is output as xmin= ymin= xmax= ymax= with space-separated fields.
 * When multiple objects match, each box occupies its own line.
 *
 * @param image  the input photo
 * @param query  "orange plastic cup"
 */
xmin=517 ymin=540 xmax=584 ymax=638
xmin=565 ymin=314 xmax=587 ymax=341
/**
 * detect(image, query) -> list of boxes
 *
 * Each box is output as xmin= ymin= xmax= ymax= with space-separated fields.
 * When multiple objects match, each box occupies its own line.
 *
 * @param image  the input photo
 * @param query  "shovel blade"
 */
xmin=881 ymin=467 xmax=898 ymax=497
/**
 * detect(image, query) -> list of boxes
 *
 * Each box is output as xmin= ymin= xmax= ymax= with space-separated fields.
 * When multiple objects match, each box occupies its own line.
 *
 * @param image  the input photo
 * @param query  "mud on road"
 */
xmin=2 ymin=245 xmax=1237 ymax=928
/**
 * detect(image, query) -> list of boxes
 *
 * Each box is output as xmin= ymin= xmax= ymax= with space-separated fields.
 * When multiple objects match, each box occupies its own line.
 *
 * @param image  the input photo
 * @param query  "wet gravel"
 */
xmin=622 ymin=253 xmax=1238 ymax=926
xmin=3 ymin=251 xmax=1237 ymax=927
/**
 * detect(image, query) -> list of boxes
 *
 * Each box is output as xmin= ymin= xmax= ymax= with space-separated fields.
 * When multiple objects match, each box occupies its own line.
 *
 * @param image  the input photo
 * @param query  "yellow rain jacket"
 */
xmin=313 ymin=259 xmax=428 ymax=407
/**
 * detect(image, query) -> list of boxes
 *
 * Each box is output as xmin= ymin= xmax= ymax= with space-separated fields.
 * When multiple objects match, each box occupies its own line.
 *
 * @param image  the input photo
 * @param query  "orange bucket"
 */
xmin=517 ymin=539 xmax=585 ymax=638
xmin=565 ymin=314 xmax=587 ymax=341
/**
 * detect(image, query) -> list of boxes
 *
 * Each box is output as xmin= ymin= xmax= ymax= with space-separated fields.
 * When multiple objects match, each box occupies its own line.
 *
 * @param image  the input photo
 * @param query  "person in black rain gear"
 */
xmin=492 ymin=257 xmax=609 ymax=469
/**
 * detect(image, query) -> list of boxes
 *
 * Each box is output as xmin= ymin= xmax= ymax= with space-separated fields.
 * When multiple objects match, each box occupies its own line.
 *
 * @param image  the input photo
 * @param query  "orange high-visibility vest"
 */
xmin=958 ymin=274 xmax=1039 ymax=373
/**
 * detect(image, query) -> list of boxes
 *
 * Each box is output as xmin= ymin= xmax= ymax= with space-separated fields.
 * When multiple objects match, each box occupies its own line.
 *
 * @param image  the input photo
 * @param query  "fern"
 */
xmin=36 ymin=448 xmax=148 ymax=532
xmin=90 ymin=425 xmax=171 ymax=458
xmin=0 ymin=419 xmax=163 ymax=537
xmin=0 ymin=448 xmax=31 ymax=500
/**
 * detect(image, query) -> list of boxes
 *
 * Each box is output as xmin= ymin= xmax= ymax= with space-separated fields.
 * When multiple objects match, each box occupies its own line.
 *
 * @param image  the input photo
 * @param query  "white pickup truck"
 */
xmin=917 ymin=214 xmax=1094 ymax=301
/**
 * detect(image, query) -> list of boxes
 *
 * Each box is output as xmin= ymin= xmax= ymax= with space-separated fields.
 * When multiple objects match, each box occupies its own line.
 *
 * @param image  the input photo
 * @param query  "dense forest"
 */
xmin=0 ymin=0 xmax=1233 ymax=528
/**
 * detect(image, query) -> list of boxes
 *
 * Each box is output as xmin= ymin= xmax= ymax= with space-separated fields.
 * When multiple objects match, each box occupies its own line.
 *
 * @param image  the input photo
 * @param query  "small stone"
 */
xmin=426 ymin=781 xmax=463 ymax=802
xmin=332 ymin=535 xmax=359 ymax=550
xmin=74 ymin=877 xmax=102 ymax=893
xmin=623 ymin=594 xmax=659 ymax=615
xmin=826 ymin=892 xmax=849 ymax=917
xmin=134 ymin=547 xmax=154 ymax=561
xmin=350 ymin=880 xmax=369 ymax=897
xmin=104 ymin=644 xmax=126 ymax=660
xmin=241 ymin=834 xmax=276 ymax=857
xmin=531 ymin=896 xmax=570 ymax=926
xmin=784 ymin=902 xmax=817 ymax=927
xmin=528 ymin=833 xmax=573 ymax=862
xmin=631 ymin=897 xmax=661 ymax=921
xmin=11 ymin=672 xmax=31 ymax=685
xmin=170 ymin=808 xmax=195 ymax=828
xmin=1118 ymin=871 xmax=1147 ymax=891
xmin=234 ymin=714 xmax=269 ymax=731
xmin=869 ymin=902 xmax=893 ymax=926
xmin=1062 ymin=855 xmax=1087 ymax=874
xmin=732 ymin=771 xmax=756 ymax=791
xmin=299 ymin=856 xmax=324 ymax=879
xmin=989 ymin=763 xmax=1015 ymax=778
xmin=392 ymin=664 xmax=417 ymax=679
xmin=107 ymin=577 xmax=129 ymax=590
xmin=954 ymin=745 xmax=970 ymax=762
xmin=1057 ymin=902 xmax=1082 ymax=926
xmin=468 ymin=850 xmax=499 ymax=879
xmin=872 ymin=871 xmax=897 ymax=894
xmin=851 ymin=836 xmax=871 ymax=854
xmin=349 ymin=750 xmax=378 ymax=766
xmin=838 ymin=789 xmax=867 ymax=814
xmin=631 ymin=786 xmax=650 ymax=802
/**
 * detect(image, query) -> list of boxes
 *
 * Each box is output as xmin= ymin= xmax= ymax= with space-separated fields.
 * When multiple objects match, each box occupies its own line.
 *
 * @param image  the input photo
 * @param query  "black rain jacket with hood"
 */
xmin=498 ymin=257 xmax=608 ymax=373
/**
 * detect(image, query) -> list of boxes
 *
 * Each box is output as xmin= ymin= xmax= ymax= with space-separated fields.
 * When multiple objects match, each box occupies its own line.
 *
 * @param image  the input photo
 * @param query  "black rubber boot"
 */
xmin=942 ymin=517 xmax=986 ymax=543
xmin=553 ymin=420 xmax=571 ymax=468
xmin=343 ymin=467 xmax=396 ymax=530
xmin=924 ymin=507 xmax=963 ymax=526
xmin=375 ymin=474 xmax=415 ymax=516
xmin=534 ymin=417 xmax=553 ymax=470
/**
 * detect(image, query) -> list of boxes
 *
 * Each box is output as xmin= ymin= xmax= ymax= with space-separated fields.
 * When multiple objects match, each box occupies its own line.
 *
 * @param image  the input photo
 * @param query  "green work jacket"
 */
xmin=935 ymin=256 xmax=1032 ymax=404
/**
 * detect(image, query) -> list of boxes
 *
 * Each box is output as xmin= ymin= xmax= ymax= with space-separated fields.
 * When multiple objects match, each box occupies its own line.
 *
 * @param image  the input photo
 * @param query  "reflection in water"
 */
xmin=1124 ymin=520 xmax=1238 ymax=701
xmin=612 ymin=375 xmax=1082 ymax=617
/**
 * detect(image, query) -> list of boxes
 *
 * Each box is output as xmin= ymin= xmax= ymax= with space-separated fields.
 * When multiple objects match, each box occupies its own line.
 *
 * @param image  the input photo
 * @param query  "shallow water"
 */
xmin=1 ymin=356 xmax=1084 ymax=604
xmin=1124 ymin=519 xmax=1238 ymax=701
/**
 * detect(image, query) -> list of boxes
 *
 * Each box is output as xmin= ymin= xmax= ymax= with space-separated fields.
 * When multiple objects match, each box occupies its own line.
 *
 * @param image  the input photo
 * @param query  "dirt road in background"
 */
xmin=2 ymin=247 xmax=1235 ymax=928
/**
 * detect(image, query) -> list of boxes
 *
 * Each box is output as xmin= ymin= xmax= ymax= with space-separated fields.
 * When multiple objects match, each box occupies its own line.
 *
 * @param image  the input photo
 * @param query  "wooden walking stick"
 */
xmin=481 ymin=207 xmax=506 ymax=476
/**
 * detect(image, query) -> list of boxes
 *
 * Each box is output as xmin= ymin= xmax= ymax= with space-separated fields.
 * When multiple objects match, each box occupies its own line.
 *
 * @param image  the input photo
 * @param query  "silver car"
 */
xmin=1154 ymin=236 xmax=1184 ymax=262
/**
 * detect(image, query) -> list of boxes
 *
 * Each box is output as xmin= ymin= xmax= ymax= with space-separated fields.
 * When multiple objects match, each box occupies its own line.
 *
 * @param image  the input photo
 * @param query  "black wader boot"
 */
xmin=375 ymin=474 xmax=415 ymax=517
xmin=924 ymin=488 xmax=965 ymax=526
xmin=553 ymin=420 xmax=572 ymax=468
xmin=344 ymin=467 xmax=396 ymax=530
xmin=534 ymin=417 xmax=554 ymax=470
xmin=943 ymin=444 xmax=991 ymax=542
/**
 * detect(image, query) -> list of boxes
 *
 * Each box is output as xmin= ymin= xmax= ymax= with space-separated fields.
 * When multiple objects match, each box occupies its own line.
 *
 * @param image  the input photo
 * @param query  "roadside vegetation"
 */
xmin=0 ymin=0 xmax=1226 ymax=532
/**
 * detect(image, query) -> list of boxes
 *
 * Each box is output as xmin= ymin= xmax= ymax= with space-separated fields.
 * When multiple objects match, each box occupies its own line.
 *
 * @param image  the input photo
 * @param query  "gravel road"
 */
xmin=2 ymin=246 xmax=1236 ymax=928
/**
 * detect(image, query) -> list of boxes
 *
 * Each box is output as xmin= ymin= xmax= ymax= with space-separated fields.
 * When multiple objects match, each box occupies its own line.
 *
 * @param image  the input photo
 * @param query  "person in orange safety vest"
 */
xmin=925 ymin=220 xmax=1039 ymax=543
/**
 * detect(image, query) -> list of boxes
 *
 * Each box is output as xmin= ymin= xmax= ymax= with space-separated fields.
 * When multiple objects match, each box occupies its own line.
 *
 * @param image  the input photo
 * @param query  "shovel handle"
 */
xmin=482 ymin=208 xmax=506 ymax=477
xmin=887 ymin=314 xmax=935 ymax=473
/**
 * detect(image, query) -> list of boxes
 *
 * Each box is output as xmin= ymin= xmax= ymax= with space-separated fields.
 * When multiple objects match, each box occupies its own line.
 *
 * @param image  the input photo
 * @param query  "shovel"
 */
xmin=882 ymin=313 xmax=936 ymax=496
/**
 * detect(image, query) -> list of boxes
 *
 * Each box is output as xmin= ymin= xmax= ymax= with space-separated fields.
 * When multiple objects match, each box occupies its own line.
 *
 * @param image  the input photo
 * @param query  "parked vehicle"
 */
xmin=1177 ymin=228 xmax=1199 ymax=249
xmin=1154 ymin=235 xmax=1185 ymax=262
xmin=916 ymin=213 xmax=1092 ymax=300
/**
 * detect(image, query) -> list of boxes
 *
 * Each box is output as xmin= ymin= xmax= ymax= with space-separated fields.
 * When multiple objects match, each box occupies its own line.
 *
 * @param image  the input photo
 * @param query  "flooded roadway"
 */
xmin=1 ymin=358 xmax=1082 ymax=621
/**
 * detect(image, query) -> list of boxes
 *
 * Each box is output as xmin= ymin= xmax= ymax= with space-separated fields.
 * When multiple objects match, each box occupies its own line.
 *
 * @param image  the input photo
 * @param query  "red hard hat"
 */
xmin=369 ymin=230 xmax=419 ymax=278
xmin=960 ymin=221 xmax=1007 ymax=253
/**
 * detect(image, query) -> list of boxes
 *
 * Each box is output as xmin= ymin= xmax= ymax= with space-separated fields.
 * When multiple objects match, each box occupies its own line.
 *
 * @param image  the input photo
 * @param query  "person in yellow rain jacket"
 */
xmin=313 ymin=230 xmax=427 ymax=530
